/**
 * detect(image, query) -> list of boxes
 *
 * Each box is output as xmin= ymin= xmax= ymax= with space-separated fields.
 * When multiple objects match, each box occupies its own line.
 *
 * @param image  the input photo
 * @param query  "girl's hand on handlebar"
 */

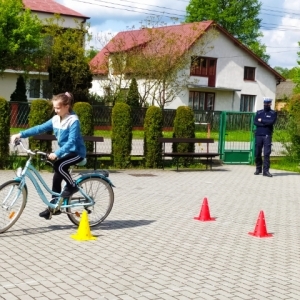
xmin=48 ymin=153 xmax=57 ymax=160
xmin=10 ymin=134 xmax=21 ymax=145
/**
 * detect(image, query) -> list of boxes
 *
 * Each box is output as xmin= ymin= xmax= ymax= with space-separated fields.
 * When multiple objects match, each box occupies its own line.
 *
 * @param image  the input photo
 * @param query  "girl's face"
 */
xmin=53 ymin=100 xmax=69 ymax=118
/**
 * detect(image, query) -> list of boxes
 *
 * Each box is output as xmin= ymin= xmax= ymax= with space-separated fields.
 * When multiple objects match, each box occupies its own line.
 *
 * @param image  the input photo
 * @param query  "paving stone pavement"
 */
xmin=0 ymin=165 xmax=300 ymax=300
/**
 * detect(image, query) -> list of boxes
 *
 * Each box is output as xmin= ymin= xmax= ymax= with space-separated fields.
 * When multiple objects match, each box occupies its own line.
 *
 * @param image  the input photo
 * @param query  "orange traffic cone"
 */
xmin=194 ymin=197 xmax=216 ymax=221
xmin=248 ymin=210 xmax=273 ymax=238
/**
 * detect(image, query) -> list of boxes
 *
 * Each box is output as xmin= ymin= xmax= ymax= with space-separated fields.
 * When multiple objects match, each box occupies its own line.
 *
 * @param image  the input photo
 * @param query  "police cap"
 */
xmin=263 ymin=97 xmax=272 ymax=104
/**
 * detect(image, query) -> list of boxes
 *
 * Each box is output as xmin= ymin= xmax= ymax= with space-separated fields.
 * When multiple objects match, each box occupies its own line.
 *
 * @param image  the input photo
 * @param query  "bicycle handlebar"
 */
xmin=13 ymin=138 xmax=48 ymax=157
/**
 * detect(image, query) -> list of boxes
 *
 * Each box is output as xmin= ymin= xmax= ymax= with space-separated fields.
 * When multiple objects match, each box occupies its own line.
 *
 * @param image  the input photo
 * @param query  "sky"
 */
xmin=57 ymin=0 xmax=300 ymax=69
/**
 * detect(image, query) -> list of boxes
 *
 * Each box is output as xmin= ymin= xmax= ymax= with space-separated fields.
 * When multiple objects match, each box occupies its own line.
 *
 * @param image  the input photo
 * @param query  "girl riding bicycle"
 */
xmin=10 ymin=92 xmax=86 ymax=219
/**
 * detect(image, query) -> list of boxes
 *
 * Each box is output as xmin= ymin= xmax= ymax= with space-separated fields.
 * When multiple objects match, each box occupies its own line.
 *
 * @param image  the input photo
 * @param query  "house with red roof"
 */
xmin=90 ymin=21 xmax=285 ymax=112
xmin=0 ymin=0 xmax=89 ymax=101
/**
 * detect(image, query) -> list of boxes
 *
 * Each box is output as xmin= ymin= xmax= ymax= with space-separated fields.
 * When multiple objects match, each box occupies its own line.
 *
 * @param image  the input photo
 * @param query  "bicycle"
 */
xmin=0 ymin=139 xmax=115 ymax=234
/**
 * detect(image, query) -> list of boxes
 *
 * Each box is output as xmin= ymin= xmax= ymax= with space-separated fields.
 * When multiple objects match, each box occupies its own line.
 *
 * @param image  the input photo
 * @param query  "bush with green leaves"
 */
xmin=0 ymin=97 xmax=10 ymax=169
xmin=172 ymin=106 xmax=195 ymax=166
xmin=285 ymin=94 xmax=300 ymax=161
xmin=111 ymin=103 xmax=132 ymax=168
xmin=144 ymin=106 xmax=163 ymax=168
xmin=28 ymin=99 xmax=53 ymax=152
xmin=73 ymin=102 xmax=94 ymax=167
xmin=126 ymin=78 xmax=140 ymax=107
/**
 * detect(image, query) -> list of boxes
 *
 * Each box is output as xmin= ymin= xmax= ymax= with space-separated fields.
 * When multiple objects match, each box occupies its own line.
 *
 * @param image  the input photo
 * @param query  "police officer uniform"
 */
xmin=254 ymin=97 xmax=277 ymax=177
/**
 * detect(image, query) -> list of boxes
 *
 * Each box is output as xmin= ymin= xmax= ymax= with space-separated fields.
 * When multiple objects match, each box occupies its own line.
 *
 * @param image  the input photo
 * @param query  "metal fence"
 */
xmin=9 ymin=102 xmax=288 ymax=129
xmin=9 ymin=102 xmax=289 ymax=157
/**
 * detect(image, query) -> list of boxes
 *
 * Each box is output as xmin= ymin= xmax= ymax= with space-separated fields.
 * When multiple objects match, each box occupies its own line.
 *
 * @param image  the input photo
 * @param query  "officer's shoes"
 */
xmin=263 ymin=171 xmax=273 ymax=177
xmin=254 ymin=170 xmax=262 ymax=175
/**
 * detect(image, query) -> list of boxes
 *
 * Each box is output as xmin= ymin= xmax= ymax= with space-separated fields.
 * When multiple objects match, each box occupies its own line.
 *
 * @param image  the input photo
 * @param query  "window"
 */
xmin=190 ymin=57 xmax=217 ymax=77
xmin=29 ymin=79 xmax=52 ymax=99
xmin=244 ymin=67 xmax=255 ymax=81
xmin=29 ymin=79 xmax=40 ymax=98
xmin=189 ymin=91 xmax=215 ymax=111
xmin=240 ymin=94 xmax=256 ymax=112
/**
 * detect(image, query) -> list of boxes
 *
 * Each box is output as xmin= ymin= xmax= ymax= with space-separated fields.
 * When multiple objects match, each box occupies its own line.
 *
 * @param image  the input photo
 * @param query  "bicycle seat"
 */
xmin=76 ymin=158 xmax=87 ymax=167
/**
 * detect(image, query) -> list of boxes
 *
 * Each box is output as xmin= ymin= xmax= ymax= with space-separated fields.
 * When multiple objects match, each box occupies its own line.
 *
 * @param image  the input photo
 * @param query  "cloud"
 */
xmin=260 ymin=0 xmax=300 ymax=68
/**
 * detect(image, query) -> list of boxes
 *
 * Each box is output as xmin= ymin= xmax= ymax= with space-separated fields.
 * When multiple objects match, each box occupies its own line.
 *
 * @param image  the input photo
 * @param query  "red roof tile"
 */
xmin=90 ymin=21 xmax=213 ymax=75
xmin=23 ymin=0 xmax=89 ymax=19
xmin=90 ymin=21 xmax=284 ymax=81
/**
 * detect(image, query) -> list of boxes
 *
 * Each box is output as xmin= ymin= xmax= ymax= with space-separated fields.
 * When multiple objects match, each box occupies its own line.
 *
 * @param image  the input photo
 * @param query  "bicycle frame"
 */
xmin=12 ymin=140 xmax=114 ymax=211
xmin=15 ymin=158 xmax=92 ymax=210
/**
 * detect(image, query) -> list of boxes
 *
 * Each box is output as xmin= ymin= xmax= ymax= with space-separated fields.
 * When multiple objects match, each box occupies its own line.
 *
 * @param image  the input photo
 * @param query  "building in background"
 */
xmin=0 ymin=0 xmax=89 ymax=101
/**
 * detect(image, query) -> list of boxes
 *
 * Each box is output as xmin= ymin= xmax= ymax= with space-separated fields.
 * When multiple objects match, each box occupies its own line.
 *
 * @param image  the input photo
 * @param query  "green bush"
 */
xmin=173 ymin=106 xmax=195 ymax=166
xmin=144 ymin=106 xmax=163 ymax=168
xmin=285 ymin=94 xmax=300 ymax=160
xmin=73 ymin=102 xmax=94 ymax=167
xmin=111 ymin=103 xmax=132 ymax=168
xmin=0 ymin=97 xmax=10 ymax=169
xmin=10 ymin=75 xmax=27 ymax=102
xmin=28 ymin=99 xmax=53 ymax=152
xmin=126 ymin=78 xmax=140 ymax=107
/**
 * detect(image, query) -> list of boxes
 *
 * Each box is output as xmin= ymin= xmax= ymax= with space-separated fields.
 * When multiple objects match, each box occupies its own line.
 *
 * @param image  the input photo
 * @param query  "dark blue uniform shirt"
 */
xmin=254 ymin=109 xmax=277 ymax=136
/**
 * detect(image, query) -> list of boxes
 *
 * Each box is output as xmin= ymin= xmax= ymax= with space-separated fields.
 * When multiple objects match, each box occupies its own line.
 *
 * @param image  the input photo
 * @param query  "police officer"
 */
xmin=254 ymin=97 xmax=277 ymax=177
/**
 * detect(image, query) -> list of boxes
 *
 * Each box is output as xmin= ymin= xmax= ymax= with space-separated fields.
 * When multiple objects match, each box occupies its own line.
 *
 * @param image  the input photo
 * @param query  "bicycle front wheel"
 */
xmin=0 ymin=180 xmax=27 ymax=233
xmin=67 ymin=177 xmax=114 ymax=227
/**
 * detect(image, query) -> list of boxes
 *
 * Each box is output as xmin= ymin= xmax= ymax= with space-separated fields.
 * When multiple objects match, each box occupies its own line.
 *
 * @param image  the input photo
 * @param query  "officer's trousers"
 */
xmin=255 ymin=135 xmax=272 ymax=173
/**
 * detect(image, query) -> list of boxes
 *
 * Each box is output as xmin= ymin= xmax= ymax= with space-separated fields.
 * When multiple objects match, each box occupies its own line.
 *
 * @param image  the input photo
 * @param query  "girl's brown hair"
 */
xmin=52 ymin=92 xmax=74 ymax=111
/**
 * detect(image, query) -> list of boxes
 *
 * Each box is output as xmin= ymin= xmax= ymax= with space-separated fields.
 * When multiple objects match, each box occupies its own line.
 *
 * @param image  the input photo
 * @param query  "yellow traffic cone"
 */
xmin=71 ymin=210 xmax=97 ymax=241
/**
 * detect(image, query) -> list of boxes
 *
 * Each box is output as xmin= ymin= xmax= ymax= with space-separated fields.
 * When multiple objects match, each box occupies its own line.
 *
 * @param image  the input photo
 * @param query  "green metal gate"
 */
xmin=218 ymin=111 xmax=255 ymax=164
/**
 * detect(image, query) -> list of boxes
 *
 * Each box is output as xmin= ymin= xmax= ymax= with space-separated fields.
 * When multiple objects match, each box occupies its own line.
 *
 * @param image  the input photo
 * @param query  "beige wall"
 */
xmin=0 ymin=72 xmax=49 ymax=101
xmin=0 ymin=73 xmax=19 ymax=100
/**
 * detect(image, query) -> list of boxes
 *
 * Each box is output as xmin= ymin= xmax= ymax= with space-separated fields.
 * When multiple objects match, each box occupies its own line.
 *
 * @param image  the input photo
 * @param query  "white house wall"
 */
xmin=35 ymin=12 xmax=86 ymax=28
xmin=0 ymin=72 xmax=49 ymax=101
xmin=91 ymin=28 xmax=279 ymax=112
xmin=0 ymin=73 xmax=19 ymax=101
xmin=164 ymin=29 xmax=277 ymax=111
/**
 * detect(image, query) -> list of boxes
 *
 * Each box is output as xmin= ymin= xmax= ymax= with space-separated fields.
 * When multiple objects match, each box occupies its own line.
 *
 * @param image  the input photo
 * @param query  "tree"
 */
xmin=10 ymin=75 xmax=27 ymax=102
xmin=93 ymin=18 xmax=218 ymax=108
xmin=45 ymin=16 xmax=93 ymax=102
xmin=185 ymin=0 xmax=270 ymax=62
xmin=86 ymin=47 xmax=99 ymax=60
xmin=0 ymin=0 xmax=43 ymax=73
xmin=126 ymin=78 xmax=140 ymax=107
xmin=274 ymin=66 xmax=298 ymax=80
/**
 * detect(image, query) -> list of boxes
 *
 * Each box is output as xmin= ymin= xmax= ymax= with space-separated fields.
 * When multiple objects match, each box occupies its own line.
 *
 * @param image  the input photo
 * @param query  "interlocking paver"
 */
xmin=0 ymin=165 xmax=300 ymax=299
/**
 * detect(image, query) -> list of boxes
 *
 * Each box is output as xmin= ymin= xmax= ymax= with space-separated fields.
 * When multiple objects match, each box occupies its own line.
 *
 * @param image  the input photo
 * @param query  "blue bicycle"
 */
xmin=0 ymin=139 xmax=114 ymax=233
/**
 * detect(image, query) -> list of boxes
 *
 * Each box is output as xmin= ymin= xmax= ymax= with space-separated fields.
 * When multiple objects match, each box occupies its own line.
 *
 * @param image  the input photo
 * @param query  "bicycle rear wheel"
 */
xmin=67 ymin=177 xmax=114 ymax=227
xmin=0 ymin=180 xmax=27 ymax=233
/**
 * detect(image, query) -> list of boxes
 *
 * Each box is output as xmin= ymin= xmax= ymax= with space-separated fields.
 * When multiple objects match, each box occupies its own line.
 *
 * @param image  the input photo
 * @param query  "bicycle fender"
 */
xmin=12 ymin=178 xmax=28 ymax=191
xmin=5 ymin=179 xmax=28 ymax=206
xmin=76 ymin=173 xmax=115 ymax=187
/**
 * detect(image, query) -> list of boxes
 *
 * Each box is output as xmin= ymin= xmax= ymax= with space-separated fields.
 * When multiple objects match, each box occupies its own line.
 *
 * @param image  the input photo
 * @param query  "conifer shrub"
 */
xmin=10 ymin=75 xmax=27 ymax=102
xmin=73 ymin=102 xmax=94 ymax=167
xmin=111 ymin=103 xmax=132 ymax=168
xmin=10 ymin=75 xmax=29 ymax=125
xmin=285 ymin=93 xmax=300 ymax=160
xmin=144 ymin=106 xmax=163 ymax=168
xmin=0 ymin=97 xmax=10 ymax=169
xmin=28 ymin=99 xmax=53 ymax=152
xmin=126 ymin=78 xmax=140 ymax=107
xmin=172 ymin=106 xmax=195 ymax=166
